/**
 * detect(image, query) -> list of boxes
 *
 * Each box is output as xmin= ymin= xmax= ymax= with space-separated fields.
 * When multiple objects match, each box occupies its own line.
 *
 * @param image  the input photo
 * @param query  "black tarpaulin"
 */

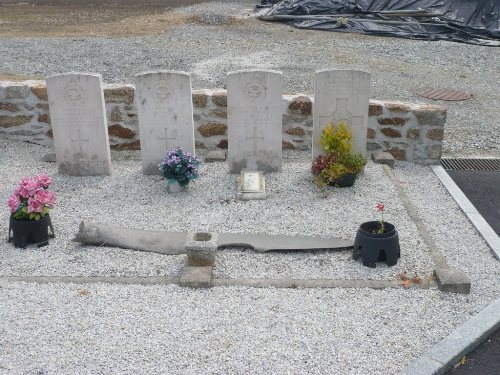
xmin=258 ymin=0 xmax=500 ymax=46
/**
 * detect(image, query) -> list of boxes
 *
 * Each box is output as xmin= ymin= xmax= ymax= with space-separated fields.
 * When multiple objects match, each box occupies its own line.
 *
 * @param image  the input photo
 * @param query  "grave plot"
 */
xmin=0 ymin=138 xmax=436 ymax=285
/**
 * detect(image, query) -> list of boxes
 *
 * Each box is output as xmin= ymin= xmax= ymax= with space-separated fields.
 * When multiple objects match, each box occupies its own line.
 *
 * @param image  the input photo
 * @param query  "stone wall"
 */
xmin=0 ymin=80 xmax=446 ymax=164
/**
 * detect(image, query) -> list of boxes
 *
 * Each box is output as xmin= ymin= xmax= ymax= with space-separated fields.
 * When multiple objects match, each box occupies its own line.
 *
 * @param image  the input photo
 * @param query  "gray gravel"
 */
xmin=0 ymin=0 xmax=499 ymax=157
xmin=1 ymin=138 xmax=499 ymax=374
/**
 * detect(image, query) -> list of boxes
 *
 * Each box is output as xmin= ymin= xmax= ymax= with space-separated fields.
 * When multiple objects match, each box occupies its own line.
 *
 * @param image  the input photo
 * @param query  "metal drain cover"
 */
xmin=419 ymin=88 xmax=471 ymax=101
xmin=441 ymin=158 xmax=500 ymax=171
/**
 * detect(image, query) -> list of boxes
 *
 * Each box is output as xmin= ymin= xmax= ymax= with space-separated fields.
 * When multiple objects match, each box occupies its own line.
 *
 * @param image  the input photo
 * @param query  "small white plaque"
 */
xmin=243 ymin=172 xmax=260 ymax=192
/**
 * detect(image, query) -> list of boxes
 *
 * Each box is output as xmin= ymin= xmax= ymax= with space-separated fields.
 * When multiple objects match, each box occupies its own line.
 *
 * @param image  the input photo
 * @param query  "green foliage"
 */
xmin=312 ymin=121 xmax=367 ymax=187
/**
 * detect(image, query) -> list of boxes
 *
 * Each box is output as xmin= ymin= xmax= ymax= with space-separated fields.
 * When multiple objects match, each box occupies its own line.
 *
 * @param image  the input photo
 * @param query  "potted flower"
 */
xmin=353 ymin=203 xmax=400 ymax=267
xmin=159 ymin=146 xmax=200 ymax=193
xmin=311 ymin=122 xmax=367 ymax=188
xmin=7 ymin=174 xmax=56 ymax=248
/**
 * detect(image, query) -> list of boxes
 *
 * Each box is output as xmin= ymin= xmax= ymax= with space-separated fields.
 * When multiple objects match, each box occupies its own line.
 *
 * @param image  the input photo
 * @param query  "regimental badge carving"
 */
xmin=64 ymin=80 xmax=85 ymax=106
xmin=245 ymin=77 xmax=266 ymax=99
xmin=154 ymin=78 xmax=172 ymax=102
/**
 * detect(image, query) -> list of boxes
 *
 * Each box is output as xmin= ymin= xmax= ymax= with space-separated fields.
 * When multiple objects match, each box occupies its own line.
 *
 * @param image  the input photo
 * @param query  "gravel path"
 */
xmin=1 ymin=138 xmax=499 ymax=374
xmin=0 ymin=0 xmax=498 ymax=157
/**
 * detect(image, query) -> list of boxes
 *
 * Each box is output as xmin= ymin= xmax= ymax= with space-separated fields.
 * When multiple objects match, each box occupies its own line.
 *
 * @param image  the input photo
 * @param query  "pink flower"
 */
xmin=35 ymin=173 xmax=52 ymax=188
xmin=376 ymin=203 xmax=385 ymax=212
xmin=17 ymin=178 xmax=41 ymax=198
xmin=7 ymin=194 xmax=21 ymax=214
xmin=35 ymin=190 xmax=56 ymax=207
xmin=27 ymin=197 xmax=43 ymax=213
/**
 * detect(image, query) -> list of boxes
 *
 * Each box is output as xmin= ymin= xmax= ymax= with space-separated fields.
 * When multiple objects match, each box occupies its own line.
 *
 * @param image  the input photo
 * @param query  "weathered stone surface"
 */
xmin=371 ymin=150 xmax=395 ymax=168
xmin=192 ymin=91 xmax=208 ymax=107
xmin=367 ymin=128 xmax=376 ymax=139
xmin=286 ymin=127 xmax=305 ymax=137
xmin=73 ymin=221 xmax=188 ymax=255
xmin=46 ymin=73 xmax=112 ymax=176
xmin=41 ymin=153 xmax=57 ymax=162
xmin=212 ymin=91 xmax=227 ymax=107
xmin=46 ymin=129 xmax=53 ymax=138
xmin=135 ymin=71 xmax=195 ymax=175
xmin=36 ymin=103 xmax=50 ymax=110
xmin=433 ymin=269 xmax=471 ymax=294
xmin=313 ymin=69 xmax=370 ymax=157
xmin=0 ymin=115 xmax=33 ymax=128
xmin=103 ymin=86 xmax=135 ymax=104
xmin=378 ymin=117 xmax=409 ymax=126
xmin=227 ymin=70 xmax=283 ymax=173
xmin=179 ymin=266 xmax=212 ymax=288
xmin=415 ymin=143 xmax=442 ymax=160
xmin=427 ymin=128 xmax=444 ymax=140
xmin=31 ymin=85 xmax=48 ymax=100
xmin=288 ymin=96 xmax=312 ymax=115
xmin=111 ymin=140 xmax=141 ymax=150
xmin=206 ymin=109 xmax=227 ymax=119
xmin=386 ymin=102 xmax=411 ymax=112
xmin=387 ymin=147 xmax=406 ymax=161
xmin=0 ymin=102 xmax=20 ymax=112
xmin=37 ymin=113 xmax=50 ymax=124
xmin=381 ymin=127 xmax=401 ymax=138
xmin=186 ymin=232 xmax=218 ymax=267
xmin=110 ymin=106 xmax=122 ymax=121
xmin=217 ymin=139 xmax=228 ymax=149
xmin=406 ymin=128 xmax=420 ymax=140
xmin=218 ymin=233 xmax=354 ymax=252
xmin=5 ymin=85 xmax=30 ymax=99
xmin=198 ymin=122 xmax=227 ymax=137
xmin=368 ymin=103 xmax=383 ymax=116
xmin=195 ymin=140 xmax=205 ymax=149
xmin=205 ymin=150 xmax=227 ymax=162
xmin=282 ymin=141 xmax=296 ymax=150
xmin=415 ymin=106 xmax=447 ymax=126
xmin=108 ymin=124 xmax=136 ymax=139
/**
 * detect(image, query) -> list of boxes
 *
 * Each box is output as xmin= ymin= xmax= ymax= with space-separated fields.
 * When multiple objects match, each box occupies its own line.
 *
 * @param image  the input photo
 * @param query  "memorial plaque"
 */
xmin=237 ymin=171 xmax=266 ymax=200
xmin=227 ymin=70 xmax=283 ymax=173
xmin=135 ymin=71 xmax=195 ymax=175
xmin=46 ymin=73 xmax=112 ymax=176
xmin=313 ymin=69 xmax=370 ymax=158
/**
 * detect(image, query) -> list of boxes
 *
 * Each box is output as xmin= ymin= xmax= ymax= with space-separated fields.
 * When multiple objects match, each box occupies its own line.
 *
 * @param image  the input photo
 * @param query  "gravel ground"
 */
xmin=0 ymin=0 xmax=499 ymax=157
xmin=1 ymin=138 xmax=499 ymax=374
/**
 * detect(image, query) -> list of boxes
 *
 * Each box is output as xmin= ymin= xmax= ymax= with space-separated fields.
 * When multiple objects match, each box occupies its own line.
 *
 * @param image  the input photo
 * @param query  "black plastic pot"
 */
xmin=334 ymin=173 xmax=357 ymax=187
xmin=353 ymin=221 xmax=400 ymax=267
xmin=8 ymin=214 xmax=55 ymax=248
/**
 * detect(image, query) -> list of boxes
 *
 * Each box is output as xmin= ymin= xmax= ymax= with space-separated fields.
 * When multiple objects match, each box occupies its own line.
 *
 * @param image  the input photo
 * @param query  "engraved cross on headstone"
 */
xmin=158 ymin=128 xmax=178 ymax=149
xmin=319 ymin=98 xmax=363 ymax=132
xmin=71 ymin=129 xmax=89 ymax=160
xmin=246 ymin=126 xmax=264 ymax=154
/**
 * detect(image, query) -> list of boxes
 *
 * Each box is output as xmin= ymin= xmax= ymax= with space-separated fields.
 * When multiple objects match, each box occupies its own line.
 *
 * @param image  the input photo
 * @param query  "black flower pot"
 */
xmin=353 ymin=221 xmax=400 ymax=267
xmin=334 ymin=173 xmax=357 ymax=188
xmin=8 ymin=214 xmax=55 ymax=248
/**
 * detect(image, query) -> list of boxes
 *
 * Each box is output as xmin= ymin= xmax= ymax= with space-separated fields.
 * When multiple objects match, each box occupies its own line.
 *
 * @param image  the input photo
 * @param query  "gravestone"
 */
xmin=227 ymin=70 xmax=283 ymax=173
xmin=313 ymin=69 xmax=370 ymax=158
xmin=46 ymin=73 xmax=112 ymax=176
xmin=135 ymin=71 xmax=195 ymax=175
xmin=237 ymin=171 xmax=266 ymax=200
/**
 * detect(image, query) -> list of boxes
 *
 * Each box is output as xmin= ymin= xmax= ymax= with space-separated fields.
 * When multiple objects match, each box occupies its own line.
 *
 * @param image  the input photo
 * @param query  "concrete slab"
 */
xmin=205 ymin=150 xmax=227 ymax=163
xmin=433 ymin=269 xmax=471 ymax=294
xmin=179 ymin=266 xmax=212 ymax=288
xmin=371 ymin=150 xmax=395 ymax=168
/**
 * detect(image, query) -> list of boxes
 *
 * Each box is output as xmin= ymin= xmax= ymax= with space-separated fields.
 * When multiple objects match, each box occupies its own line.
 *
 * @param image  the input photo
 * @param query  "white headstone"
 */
xmin=46 ymin=73 xmax=112 ymax=176
xmin=227 ymin=70 xmax=283 ymax=173
xmin=313 ymin=69 xmax=370 ymax=158
xmin=135 ymin=71 xmax=195 ymax=175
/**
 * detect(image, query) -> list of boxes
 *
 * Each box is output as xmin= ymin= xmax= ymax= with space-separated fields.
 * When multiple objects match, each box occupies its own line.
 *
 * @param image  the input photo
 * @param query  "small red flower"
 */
xmin=376 ymin=203 xmax=385 ymax=212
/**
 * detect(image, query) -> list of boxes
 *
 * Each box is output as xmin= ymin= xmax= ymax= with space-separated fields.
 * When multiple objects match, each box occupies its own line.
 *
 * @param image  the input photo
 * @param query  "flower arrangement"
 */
xmin=311 ymin=121 xmax=367 ymax=187
xmin=159 ymin=146 xmax=200 ymax=187
xmin=7 ymin=174 xmax=56 ymax=221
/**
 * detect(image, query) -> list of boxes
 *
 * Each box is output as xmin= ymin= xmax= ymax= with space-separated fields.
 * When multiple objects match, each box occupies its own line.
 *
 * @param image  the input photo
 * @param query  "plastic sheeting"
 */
xmin=258 ymin=0 xmax=500 ymax=46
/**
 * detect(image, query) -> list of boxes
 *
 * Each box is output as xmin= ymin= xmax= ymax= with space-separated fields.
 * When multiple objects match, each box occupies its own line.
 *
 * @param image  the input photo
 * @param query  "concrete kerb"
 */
xmin=432 ymin=165 xmax=500 ymax=261
xmin=405 ymin=296 xmax=500 ymax=375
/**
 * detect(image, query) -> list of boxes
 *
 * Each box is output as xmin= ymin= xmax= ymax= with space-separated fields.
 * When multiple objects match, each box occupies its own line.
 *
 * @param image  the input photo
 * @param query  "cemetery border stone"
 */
xmin=227 ymin=70 xmax=283 ymax=173
xmin=46 ymin=73 xmax=112 ymax=176
xmin=135 ymin=70 xmax=195 ymax=175
xmin=313 ymin=69 xmax=371 ymax=158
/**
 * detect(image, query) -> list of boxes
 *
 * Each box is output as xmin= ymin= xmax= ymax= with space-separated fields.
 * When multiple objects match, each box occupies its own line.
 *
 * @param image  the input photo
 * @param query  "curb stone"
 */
xmin=405 ymin=297 xmax=500 ymax=375
xmin=432 ymin=165 xmax=500 ymax=261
